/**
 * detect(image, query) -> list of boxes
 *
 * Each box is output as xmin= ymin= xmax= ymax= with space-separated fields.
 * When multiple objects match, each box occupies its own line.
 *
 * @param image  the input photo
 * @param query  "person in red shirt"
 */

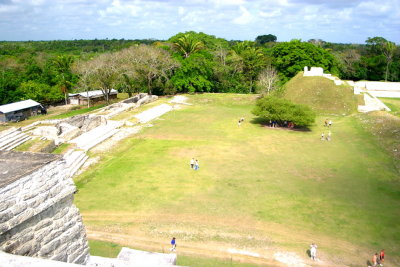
xmin=380 ymin=249 xmax=385 ymax=263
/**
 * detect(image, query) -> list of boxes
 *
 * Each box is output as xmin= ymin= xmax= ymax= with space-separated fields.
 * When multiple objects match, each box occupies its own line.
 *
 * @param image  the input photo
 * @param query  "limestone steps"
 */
xmin=80 ymin=128 xmax=120 ymax=151
xmin=64 ymin=150 xmax=89 ymax=177
xmin=358 ymin=93 xmax=391 ymax=113
xmin=69 ymin=120 xmax=122 ymax=151
xmin=0 ymin=129 xmax=31 ymax=151
xmin=3 ymin=135 xmax=32 ymax=151
xmin=69 ymin=154 xmax=89 ymax=177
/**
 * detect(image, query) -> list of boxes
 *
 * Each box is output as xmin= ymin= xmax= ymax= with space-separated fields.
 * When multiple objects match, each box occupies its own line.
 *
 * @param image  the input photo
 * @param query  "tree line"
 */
xmin=0 ymin=33 xmax=398 ymax=105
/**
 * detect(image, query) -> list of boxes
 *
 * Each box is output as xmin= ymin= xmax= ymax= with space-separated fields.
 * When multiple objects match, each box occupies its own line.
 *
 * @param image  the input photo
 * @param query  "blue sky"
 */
xmin=0 ymin=0 xmax=399 ymax=43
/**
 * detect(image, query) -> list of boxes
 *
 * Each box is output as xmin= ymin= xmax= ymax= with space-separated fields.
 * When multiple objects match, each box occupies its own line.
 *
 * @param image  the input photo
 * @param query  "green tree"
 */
xmin=255 ymin=34 xmax=277 ymax=45
xmin=118 ymin=45 xmax=179 ymax=95
xmin=231 ymin=41 xmax=267 ymax=93
xmin=171 ymin=52 xmax=214 ymax=93
xmin=252 ymin=96 xmax=315 ymax=127
xmin=75 ymin=52 xmax=119 ymax=104
xmin=272 ymin=40 xmax=339 ymax=82
xmin=52 ymin=55 xmax=75 ymax=105
xmin=383 ymin=41 xmax=397 ymax=81
xmin=16 ymin=80 xmax=63 ymax=104
xmin=172 ymin=34 xmax=204 ymax=58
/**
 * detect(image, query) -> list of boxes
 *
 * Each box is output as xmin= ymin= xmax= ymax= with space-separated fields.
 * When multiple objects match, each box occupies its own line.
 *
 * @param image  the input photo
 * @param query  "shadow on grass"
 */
xmin=250 ymin=117 xmax=312 ymax=132
xmin=306 ymin=249 xmax=311 ymax=258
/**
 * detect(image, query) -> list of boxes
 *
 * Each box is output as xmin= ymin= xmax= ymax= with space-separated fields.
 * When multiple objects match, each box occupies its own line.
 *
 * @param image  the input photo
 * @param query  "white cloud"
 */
xmin=232 ymin=6 xmax=253 ymax=25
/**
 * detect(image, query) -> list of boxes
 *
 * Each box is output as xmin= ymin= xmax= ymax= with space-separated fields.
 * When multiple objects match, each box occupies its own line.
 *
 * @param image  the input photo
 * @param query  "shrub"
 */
xmin=252 ymin=96 xmax=316 ymax=127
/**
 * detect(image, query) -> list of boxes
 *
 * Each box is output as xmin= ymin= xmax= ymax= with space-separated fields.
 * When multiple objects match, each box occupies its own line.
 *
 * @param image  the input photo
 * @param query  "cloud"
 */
xmin=232 ymin=6 xmax=253 ymax=25
xmin=0 ymin=0 xmax=398 ymax=43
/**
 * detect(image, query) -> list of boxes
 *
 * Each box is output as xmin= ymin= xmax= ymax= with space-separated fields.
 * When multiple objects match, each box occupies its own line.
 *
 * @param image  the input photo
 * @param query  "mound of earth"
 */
xmin=283 ymin=72 xmax=358 ymax=115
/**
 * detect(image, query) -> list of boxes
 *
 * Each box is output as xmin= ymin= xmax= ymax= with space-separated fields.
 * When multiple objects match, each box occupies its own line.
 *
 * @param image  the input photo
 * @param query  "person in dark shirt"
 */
xmin=170 ymin=237 xmax=176 ymax=252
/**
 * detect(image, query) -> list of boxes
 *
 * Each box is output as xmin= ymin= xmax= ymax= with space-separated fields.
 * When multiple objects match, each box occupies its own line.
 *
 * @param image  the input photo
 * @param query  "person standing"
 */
xmin=326 ymin=131 xmax=331 ymax=141
xmin=170 ymin=237 xmax=176 ymax=252
xmin=372 ymin=252 xmax=378 ymax=266
xmin=321 ymin=132 xmax=325 ymax=141
xmin=324 ymin=119 xmax=328 ymax=127
xmin=194 ymin=159 xmax=199 ymax=170
xmin=310 ymin=243 xmax=317 ymax=260
xmin=190 ymin=158 xmax=195 ymax=169
xmin=379 ymin=249 xmax=385 ymax=264
xmin=328 ymin=120 xmax=332 ymax=128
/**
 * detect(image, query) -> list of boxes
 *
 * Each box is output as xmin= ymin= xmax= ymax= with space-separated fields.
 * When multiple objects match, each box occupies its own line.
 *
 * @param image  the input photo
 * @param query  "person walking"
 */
xmin=310 ymin=243 xmax=317 ymax=260
xmin=194 ymin=159 xmax=199 ymax=170
xmin=190 ymin=158 xmax=195 ymax=169
xmin=324 ymin=119 xmax=328 ymax=127
xmin=328 ymin=120 xmax=332 ymax=128
xmin=170 ymin=237 xmax=176 ymax=252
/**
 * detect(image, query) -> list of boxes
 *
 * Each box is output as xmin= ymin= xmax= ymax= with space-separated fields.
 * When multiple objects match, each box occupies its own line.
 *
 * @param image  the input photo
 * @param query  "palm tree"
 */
xmin=173 ymin=34 xmax=204 ymax=58
xmin=52 ymin=55 xmax=74 ymax=105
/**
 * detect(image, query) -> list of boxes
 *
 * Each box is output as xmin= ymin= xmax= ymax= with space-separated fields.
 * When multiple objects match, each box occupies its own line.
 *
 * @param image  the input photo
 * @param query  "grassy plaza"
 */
xmin=75 ymin=94 xmax=400 ymax=266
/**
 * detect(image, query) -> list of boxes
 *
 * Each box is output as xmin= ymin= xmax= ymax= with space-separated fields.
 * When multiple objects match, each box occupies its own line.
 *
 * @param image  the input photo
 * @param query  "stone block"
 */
xmin=1 ymin=239 xmax=20 ymax=253
xmin=12 ymin=202 xmax=28 ymax=216
xmin=0 ymin=200 xmax=15 ymax=212
xmin=34 ymin=219 xmax=53 ymax=231
xmin=40 ymin=239 xmax=61 ymax=257
xmin=14 ymin=242 xmax=34 ymax=256
xmin=32 ymin=126 xmax=59 ymax=139
xmin=23 ymin=191 xmax=39 ymax=201
xmin=0 ymin=210 xmax=13 ymax=223
xmin=10 ymin=209 xmax=34 ymax=226
xmin=49 ymin=184 xmax=63 ymax=198
xmin=0 ymin=223 xmax=9 ymax=233
xmin=42 ymin=230 xmax=63 ymax=245
xmin=50 ymin=251 xmax=68 ymax=262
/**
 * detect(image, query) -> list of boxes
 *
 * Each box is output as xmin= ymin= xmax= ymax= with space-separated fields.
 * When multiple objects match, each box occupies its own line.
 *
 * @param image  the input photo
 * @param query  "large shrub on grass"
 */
xmin=252 ymin=96 xmax=316 ymax=127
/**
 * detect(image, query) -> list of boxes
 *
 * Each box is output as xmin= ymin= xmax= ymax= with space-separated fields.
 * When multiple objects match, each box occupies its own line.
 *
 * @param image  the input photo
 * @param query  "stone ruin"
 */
xmin=303 ymin=66 xmax=397 ymax=112
xmin=0 ymin=150 xmax=179 ymax=266
xmin=0 ymin=151 xmax=89 ymax=264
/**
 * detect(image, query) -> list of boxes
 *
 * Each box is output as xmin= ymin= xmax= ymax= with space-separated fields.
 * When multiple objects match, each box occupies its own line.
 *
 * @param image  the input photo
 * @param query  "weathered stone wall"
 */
xmin=0 ymin=155 xmax=89 ymax=264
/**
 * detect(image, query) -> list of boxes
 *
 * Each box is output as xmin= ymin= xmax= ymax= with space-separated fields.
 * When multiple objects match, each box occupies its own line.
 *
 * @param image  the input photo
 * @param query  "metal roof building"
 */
xmin=0 ymin=99 xmax=42 ymax=122
xmin=69 ymin=89 xmax=118 ymax=105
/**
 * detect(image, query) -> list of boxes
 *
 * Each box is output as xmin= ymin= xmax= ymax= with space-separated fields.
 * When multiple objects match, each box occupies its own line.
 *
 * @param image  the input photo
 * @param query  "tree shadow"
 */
xmin=250 ymin=117 xmax=312 ymax=132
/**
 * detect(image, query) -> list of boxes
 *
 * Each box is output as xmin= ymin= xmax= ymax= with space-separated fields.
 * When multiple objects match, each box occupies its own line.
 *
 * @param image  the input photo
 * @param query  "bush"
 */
xmin=252 ymin=96 xmax=316 ymax=127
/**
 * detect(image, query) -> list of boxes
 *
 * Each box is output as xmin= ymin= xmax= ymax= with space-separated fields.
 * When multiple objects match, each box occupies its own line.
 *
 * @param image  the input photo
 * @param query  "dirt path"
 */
xmin=86 ymin=229 xmax=288 ymax=266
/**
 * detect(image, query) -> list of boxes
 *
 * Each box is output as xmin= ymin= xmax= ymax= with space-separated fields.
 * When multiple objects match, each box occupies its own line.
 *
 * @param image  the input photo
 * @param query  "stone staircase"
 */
xmin=69 ymin=120 xmax=123 ymax=151
xmin=358 ymin=92 xmax=391 ymax=113
xmin=0 ymin=127 xmax=32 ymax=151
xmin=134 ymin=104 xmax=173 ymax=123
xmin=63 ymin=149 xmax=89 ymax=177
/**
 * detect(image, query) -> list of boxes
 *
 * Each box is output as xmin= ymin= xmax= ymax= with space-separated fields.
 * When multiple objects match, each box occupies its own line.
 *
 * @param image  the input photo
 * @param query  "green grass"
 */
xmin=88 ymin=239 xmax=264 ymax=266
xmin=379 ymin=97 xmax=400 ymax=117
xmin=177 ymin=255 xmax=266 ymax=267
xmin=283 ymin=73 xmax=358 ymax=115
xmin=75 ymin=93 xmax=400 ymax=266
xmin=88 ymin=240 xmax=122 ymax=258
xmin=52 ymin=143 xmax=71 ymax=154
xmin=50 ymin=104 xmax=106 ymax=119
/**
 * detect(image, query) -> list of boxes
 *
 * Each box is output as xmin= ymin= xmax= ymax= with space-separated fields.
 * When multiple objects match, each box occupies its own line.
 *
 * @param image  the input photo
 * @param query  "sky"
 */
xmin=0 ymin=0 xmax=399 ymax=44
